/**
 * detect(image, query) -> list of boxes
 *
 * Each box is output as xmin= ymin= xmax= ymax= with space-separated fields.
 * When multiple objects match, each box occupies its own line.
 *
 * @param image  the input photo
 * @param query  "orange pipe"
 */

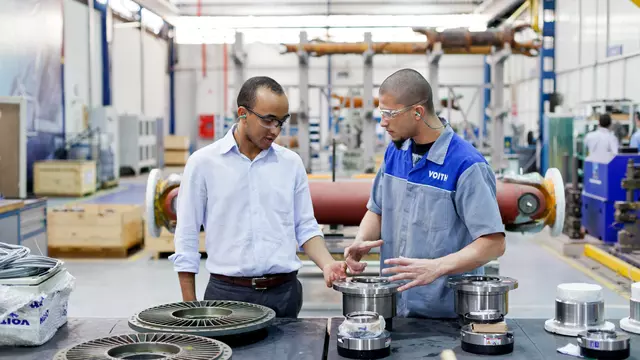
xmin=281 ymin=25 xmax=541 ymax=58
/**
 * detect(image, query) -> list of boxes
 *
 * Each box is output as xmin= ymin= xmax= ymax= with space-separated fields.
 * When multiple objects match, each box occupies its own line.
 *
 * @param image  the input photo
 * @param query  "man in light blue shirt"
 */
xmin=630 ymin=112 xmax=640 ymax=150
xmin=169 ymin=76 xmax=347 ymax=318
xmin=344 ymin=69 xmax=506 ymax=319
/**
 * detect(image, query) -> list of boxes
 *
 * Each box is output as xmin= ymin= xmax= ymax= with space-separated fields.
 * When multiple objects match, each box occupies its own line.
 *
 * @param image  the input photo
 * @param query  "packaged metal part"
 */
xmin=0 ymin=268 xmax=75 ymax=346
xmin=338 ymin=311 xmax=386 ymax=339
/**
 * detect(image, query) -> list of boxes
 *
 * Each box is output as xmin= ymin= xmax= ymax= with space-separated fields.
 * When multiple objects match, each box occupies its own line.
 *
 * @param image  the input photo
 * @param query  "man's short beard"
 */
xmin=392 ymin=138 xmax=406 ymax=149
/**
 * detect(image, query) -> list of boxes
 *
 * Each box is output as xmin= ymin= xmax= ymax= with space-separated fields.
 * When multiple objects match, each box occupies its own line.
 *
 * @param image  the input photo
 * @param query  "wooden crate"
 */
xmin=34 ymin=160 xmax=96 ymax=197
xmin=47 ymin=204 xmax=143 ymax=257
xmin=165 ymin=135 xmax=190 ymax=151
xmin=146 ymin=227 xmax=206 ymax=259
xmin=164 ymin=150 xmax=190 ymax=166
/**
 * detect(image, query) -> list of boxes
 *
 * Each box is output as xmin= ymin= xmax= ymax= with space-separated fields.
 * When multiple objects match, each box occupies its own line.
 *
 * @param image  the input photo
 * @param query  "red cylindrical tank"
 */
xmin=308 ymin=182 xmax=372 ymax=226
xmin=308 ymin=180 xmax=549 ymax=226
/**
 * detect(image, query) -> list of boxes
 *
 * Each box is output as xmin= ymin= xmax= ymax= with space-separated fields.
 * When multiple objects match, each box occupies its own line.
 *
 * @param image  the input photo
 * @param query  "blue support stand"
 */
xmin=168 ymin=25 xmax=176 ymax=135
xmin=539 ymin=0 xmax=556 ymax=174
xmin=483 ymin=56 xmax=491 ymax=141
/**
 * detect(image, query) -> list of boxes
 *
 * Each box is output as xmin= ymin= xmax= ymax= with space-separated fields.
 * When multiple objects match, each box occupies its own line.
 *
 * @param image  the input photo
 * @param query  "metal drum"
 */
xmin=577 ymin=330 xmax=630 ymax=360
xmin=620 ymin=282 xmax=640 ymax=334
xmin=53 ymin=333 xmax=232 ymax=360
xmin=447 ymin=275 xmax=518 ymax=324
xmin=333 ymin=276 xmax=401 ymax=330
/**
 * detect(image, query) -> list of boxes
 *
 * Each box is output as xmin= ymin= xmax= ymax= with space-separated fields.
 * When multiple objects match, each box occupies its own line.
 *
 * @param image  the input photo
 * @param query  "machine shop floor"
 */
xmin=49 ymin=171 xmax=633 ymax=320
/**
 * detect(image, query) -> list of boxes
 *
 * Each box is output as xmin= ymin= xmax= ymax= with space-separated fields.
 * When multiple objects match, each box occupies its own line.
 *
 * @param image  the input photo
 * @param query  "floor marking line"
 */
xmin=536 ymin=241 xmax=630 ymax=300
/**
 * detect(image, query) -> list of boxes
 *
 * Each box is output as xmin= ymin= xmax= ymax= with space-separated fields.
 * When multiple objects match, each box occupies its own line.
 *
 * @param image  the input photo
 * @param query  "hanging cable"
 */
xmin=0 ymin=243 xmax=59 ymax=280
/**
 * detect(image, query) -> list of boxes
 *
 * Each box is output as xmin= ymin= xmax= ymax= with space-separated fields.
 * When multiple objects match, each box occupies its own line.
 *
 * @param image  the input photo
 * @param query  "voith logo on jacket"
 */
xmin=429 ymin=170 xmax=448 ymax=182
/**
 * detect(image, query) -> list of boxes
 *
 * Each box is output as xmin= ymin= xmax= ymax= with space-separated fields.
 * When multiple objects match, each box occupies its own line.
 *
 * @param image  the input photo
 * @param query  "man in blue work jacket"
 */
xmin=343 ymin=68 xmax=506 ymax=319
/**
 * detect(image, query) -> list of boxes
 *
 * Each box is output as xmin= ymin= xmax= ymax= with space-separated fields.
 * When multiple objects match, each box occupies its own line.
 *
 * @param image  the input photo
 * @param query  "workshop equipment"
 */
xmin=582 ymin=152 xmax=640 ymax=244
xmin=53 ymin=333 xmax=232 ymax=360
xmin=336 ymin=311 xmax=391 ymax=359
xmin=128 ymin=300 xmax=275 ymax=339
xmin=544 ymin=283 xmax=615 ymax=336
xmin=577 ymin=330 xmax=630 ymax=360
xmin=564 ymin=156 xmax=584 ymax=239
xmin=145 ymin=167 xmax=566 ymax=237
xmin=614 ymin=157 xmax=640 ymax=253
xmin=280 ymin=25 xmax=541 ymax=57
xmin=333 ymin=276 xmax=400 ymax=331
xmin=447 ymin=275 xmax=518 ymax=325
xmin=620 ymin=282 xmax=640 ymax=334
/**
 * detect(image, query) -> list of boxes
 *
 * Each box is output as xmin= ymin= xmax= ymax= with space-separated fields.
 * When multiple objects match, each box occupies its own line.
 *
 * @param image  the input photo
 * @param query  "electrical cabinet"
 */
xmin=118 ymin=115 xmax=158 ymax=175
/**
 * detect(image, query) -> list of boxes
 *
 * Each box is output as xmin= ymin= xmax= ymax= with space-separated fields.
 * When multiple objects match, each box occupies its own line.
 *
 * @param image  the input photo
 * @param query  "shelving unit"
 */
xmin=118 ymin=115 xmax=158 ymax=176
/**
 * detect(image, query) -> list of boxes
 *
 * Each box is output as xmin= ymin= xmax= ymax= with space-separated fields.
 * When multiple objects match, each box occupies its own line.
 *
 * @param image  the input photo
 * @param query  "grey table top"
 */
xmin=0 ymin=317 xmax=328 ymax=360
xmin=327 ymin=317 xmax=640 ymax=359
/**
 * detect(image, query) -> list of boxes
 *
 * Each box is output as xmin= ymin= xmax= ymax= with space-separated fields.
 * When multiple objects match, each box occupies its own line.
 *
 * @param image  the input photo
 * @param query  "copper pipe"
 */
xmin=281 ymin=25 xmax=541 ymax=57
xmin=331 ymin=94 xmax=460 ymax=111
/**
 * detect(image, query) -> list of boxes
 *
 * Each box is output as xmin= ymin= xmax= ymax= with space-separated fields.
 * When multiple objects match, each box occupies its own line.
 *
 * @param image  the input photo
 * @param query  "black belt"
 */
xmin=210 ymin=271 xmax=297 ymax=290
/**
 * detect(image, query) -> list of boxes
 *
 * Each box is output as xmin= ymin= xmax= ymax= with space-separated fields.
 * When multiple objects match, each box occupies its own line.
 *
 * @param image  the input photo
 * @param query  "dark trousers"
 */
xmin=204 ymin=274 xmax=304 ymax=318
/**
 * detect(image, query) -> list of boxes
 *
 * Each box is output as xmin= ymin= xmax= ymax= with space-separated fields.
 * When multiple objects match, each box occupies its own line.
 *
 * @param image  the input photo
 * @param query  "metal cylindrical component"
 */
xmin=555 ymin=300 xmax=605 ymax=327
xmin=630 ymin=299 xmax=640 ymax=322
xmin=448 ymin=275 xmax=518 ymax=324
xmin=460 ymin=325 xmax=514 ymax=356
xmin=333 ymin=277 xmax=400 ymax=331
xmin=577 ymin=330 xmax=630 ymax=359
xmin=343 ymin=294 xmax=396 ymax=320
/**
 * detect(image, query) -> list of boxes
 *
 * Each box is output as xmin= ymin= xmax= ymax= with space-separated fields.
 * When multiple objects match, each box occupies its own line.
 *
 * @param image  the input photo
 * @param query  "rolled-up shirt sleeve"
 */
xmin=168 ymin=154 xmax=206 ymax=273
xmin=293 ymin=159 xmax=323 ymax=247
xmin=366 ymin=160 xmax=385 ymax=215
xmin=454 ymin=162 xmax=505 ymax=240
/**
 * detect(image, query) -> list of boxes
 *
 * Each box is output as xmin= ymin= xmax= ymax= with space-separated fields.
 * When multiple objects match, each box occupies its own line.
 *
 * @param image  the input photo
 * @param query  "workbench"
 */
xmin=3 ymin=317 xmax=640 ymax=359
xmin=0 ymin=198 xmax=47 ymax=255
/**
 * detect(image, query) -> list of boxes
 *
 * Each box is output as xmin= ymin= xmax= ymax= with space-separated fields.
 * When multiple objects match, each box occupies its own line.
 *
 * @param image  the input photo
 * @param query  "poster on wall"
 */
xmin=0 ymin=0 xmax=64 ymax=189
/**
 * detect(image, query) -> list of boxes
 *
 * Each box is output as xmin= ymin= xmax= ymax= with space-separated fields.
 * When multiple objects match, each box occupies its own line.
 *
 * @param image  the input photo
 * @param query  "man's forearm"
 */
xmin=437 ymin=233 xmax=506 ymax=276
xmin=178 ymin=272 xmax=197 ymax=301
xmin=355 ymin=210 xmax=382 ymax=242
xmin=302 ymin=236 xmax=335 ymax=271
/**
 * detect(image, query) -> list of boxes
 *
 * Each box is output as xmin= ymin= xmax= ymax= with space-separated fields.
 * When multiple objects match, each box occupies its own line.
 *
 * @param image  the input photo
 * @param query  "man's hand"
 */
xmin=343 ymin=240 xmax=384 ymax=274
xmin=323 ymin=261 xmax=348 ymax=287
xmin=381 ymin=257 xmax=445 ymax=292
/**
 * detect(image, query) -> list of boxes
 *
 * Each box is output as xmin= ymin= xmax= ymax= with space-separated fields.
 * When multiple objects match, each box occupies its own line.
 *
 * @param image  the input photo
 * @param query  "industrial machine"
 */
xmin=145 ymin=168 xmax=566 ymax=239
xmin=581 ymin=151 xmax=640 ymax=244
xmin=336 ymin=311 xmax=391 ymax=359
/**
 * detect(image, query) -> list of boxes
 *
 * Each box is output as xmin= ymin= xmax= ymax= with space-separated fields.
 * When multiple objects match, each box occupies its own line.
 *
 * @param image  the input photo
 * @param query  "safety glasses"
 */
xmin=243 ymin=107 xmax=290 ymax=129
xmin=378 ymin=99 xmax=428 ymax=120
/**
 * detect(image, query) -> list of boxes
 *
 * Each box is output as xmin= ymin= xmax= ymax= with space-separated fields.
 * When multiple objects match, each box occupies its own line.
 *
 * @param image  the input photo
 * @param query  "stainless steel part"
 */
xmin=333 ymin=277 xmax=401 ymax=320
xmin=465 ymin=310 xmax=504 ymax=323
xmin=338 ymin=330 xmax=391 ymax=350
xmin=578 ymin=330 xmax=630 ymax=352
xmin=53 ymin=333 xmax=232 ymax=360
xmin=129 ymin=300 xmax=275 ymax=337
xmin=555 ymin=300 xmax=604 ymax=327
xmin=448 ymin=275 xmax=518 ymax=322
xmin=631 ymin=299 xmax=640 ymax=321
xmin=460 ymin=324 xmax=514 ymax=347
xmin=346 ymin=311 xmax=379 ymax=324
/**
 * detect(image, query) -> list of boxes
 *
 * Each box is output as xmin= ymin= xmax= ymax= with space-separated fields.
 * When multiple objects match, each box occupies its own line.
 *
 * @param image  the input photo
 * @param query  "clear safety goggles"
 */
xmin=243 ymin=107 xmax=290 ymax=129
xmin=378 ymin=99 xmax=428 ymax=120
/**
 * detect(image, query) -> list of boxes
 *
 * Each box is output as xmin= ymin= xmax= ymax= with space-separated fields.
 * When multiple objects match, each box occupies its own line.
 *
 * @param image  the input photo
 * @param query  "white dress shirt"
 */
xmin=584 ymin=127 xmax=619 ymax=157
xmin=168 ymin=125 xmax=323 ymax=277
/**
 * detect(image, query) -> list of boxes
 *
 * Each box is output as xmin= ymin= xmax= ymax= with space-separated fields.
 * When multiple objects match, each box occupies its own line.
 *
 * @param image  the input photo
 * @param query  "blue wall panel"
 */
xmin=0 ymin=0 xmax=65 ymax=191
